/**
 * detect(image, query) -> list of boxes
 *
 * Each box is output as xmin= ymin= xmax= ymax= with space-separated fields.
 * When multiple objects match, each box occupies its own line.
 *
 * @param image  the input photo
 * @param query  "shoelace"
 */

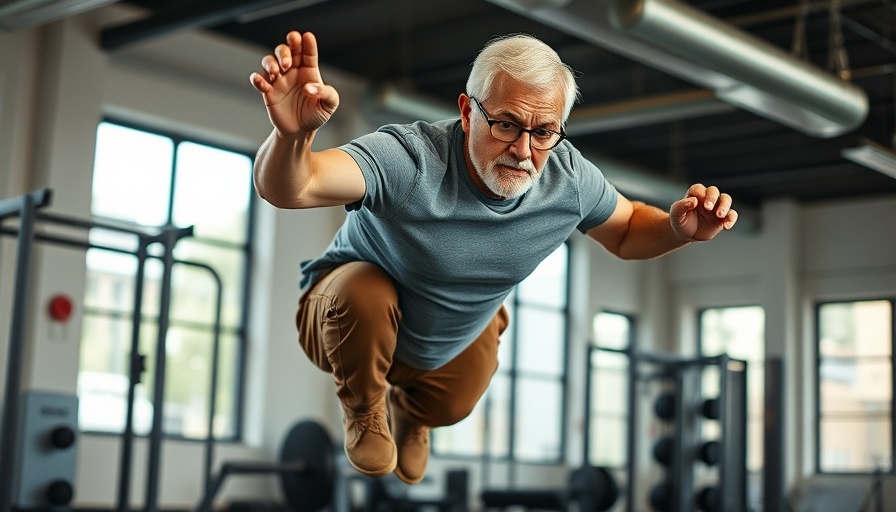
xmin=355 ymin=409 xmax=388 ymax=435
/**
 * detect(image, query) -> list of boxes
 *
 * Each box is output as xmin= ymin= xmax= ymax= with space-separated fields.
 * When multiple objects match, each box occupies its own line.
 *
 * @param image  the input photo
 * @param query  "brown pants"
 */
xmin=296 ymin=261 xmax=508 ymax=427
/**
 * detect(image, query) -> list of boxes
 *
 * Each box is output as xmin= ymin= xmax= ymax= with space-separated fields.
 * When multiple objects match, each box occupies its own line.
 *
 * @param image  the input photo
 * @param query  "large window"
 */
xmin=78 ymin=120 xmax=254 ymax=441
xmin=433 ymin=244 xmax=570 ymax=463
xmin=698 ymin=306 xmax=765 ymax=473
xmin=588 ymin=311 xmax=634 ymax=468
xmin=817 ymin=300 xmax=893 ymax=473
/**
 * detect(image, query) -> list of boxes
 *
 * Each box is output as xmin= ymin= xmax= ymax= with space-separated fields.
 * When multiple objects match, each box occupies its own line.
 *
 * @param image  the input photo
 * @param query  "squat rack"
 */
xmin=0 ymin=188 xmax=230 ymax=512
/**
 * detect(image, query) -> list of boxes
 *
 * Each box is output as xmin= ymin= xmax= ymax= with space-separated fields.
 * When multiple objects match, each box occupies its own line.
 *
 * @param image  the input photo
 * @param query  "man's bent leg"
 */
xmin=386 ymin=306 xmax=509 ymax=484
xmin=296 ymin=262 xmax=401 ymax=477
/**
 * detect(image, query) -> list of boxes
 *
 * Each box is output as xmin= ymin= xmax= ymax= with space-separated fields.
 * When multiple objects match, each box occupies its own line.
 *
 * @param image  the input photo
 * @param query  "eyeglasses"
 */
xmin=470 ymin=96 xmax=566 ymax=151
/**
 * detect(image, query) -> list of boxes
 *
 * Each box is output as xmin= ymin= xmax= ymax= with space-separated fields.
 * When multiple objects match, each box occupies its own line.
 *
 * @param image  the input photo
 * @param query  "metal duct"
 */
xmin=483 ymin=0 xmax=868 ymax=138
xmin=611 ymin=0 xmax=869 ymax=138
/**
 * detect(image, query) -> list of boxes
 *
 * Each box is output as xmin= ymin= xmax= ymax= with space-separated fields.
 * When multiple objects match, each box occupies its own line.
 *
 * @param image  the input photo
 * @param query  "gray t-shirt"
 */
xmin=300 ymin=119 xmax=618 ymax=369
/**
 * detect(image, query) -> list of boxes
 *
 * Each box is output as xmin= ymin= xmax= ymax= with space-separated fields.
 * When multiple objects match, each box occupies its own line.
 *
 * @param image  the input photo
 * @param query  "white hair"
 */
xmin=466 ymin=34 xmax=580 ymax=123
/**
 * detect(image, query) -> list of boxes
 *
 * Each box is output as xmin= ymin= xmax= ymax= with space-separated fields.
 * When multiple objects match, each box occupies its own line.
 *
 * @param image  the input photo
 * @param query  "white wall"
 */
xmin=1 ymin=4 xmax=895 ymax=511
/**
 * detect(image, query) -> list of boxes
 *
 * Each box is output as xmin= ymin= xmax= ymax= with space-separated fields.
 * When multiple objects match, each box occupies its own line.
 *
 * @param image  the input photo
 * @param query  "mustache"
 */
xmin=494 ymin=156 xmax=536 ymax=176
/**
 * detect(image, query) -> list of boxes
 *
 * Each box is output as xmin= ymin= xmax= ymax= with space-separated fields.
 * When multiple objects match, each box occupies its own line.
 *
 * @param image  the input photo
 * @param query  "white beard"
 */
xmin=471 ymin=147 xmax=539 ymax=199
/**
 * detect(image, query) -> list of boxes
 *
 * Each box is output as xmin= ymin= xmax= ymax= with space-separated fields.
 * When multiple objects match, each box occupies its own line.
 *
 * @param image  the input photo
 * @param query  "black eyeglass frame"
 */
xmin=469 ymin=96 xmax=567 ymax=151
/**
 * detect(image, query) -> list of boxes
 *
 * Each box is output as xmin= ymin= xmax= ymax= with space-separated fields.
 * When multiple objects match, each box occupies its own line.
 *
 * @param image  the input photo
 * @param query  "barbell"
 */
xmin=196 ymin=420 xmax=336 ymax=512
xmin=481 ymin=465 xmax=619 ymax=512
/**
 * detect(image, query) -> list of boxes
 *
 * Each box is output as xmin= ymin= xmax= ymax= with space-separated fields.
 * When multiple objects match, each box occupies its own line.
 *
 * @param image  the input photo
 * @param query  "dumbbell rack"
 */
xmin=646 ymin=353 xmax=748 ymax=512
xmin=586 ymin=346 xmax=748 ymax=512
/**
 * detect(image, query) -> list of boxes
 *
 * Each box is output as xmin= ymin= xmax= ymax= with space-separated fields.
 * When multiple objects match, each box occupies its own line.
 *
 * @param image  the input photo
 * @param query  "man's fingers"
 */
xmin=715 ymin=193 xmax=733 ymax=218
xmin=687 ymin=183 xmax=706 ymax=200
xmin=261 ymin=55 xmax=281 ymax=80
xmin=723 ymin=209 xmax=739 ymax=229
xmin=249 ymin=72 xmax=272 ymax=93
xmin=275 ymin=43 xmax=292 ymax=71
xmin=670 ymin=196 xmax=698 ymax=219
xmin=301 ymin=32 xmax=320 ymax=70
xmin=287 ymin=31 xmax=303 ymax=61
xmin=305 ymin=82 xmax=340 ymax=114
xmin=703 ymin=185 xmax=720 ymax=210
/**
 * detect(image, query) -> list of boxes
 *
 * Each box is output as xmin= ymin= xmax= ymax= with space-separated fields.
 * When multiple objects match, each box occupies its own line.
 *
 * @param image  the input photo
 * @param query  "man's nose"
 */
xmin=508 ymin=131 xmax=532 ymax=161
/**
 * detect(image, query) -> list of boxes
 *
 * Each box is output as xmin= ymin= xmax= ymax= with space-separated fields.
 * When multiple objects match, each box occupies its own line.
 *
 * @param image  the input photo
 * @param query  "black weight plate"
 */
xmin=279 ymin=420 xmax=336 ymax=512
xmin=652 ymin=436 xmax=675 ymax=466
xmin=653 ymin=392 xmax=676 ymax=421
xmin=568 ymin=465 xmax=619 ymax=512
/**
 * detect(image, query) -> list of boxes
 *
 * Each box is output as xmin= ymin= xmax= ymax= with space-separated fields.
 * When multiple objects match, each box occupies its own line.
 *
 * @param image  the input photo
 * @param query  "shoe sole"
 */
xmin=344 ymin=444 xmax=397 ymax=478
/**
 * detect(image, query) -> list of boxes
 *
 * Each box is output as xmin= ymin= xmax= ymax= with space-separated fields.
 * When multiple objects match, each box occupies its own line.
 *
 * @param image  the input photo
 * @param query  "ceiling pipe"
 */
xmin=482 ymin=0 xmax=868 ymax=139
xmin=363 ymin=84 xmax=759 ymax=232
xmin=611 ymin=0 xmax=868 ymax=138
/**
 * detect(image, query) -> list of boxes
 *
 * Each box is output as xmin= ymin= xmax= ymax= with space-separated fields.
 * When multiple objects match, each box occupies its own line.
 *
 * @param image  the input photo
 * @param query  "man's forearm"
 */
xmin=616 ymin=202 xmax=692 ymax=260
xmin=253 ymin=128 xmax=316 ymax=208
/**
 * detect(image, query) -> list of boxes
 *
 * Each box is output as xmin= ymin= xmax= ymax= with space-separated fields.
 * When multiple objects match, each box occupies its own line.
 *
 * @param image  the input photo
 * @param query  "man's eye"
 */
xmin=495 ymin=121 xmax=518 ymax=131
xmin=532 ymin=129 xmax=553 ymax=139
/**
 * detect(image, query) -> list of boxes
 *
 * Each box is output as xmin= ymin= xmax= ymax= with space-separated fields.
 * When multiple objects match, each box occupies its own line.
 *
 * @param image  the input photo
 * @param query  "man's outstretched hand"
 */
xmin=249 ymin=31 xmax=339 ymax=137
xmin=670 ymin=184 xmax=738 ymax=241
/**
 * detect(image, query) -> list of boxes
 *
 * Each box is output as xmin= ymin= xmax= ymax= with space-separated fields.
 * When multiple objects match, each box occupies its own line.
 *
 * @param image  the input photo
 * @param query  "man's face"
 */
xmin=461 ymin=75 xmax=565 ymax=200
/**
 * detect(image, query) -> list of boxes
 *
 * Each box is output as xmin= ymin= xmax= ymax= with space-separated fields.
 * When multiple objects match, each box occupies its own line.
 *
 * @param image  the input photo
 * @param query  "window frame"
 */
xmin=79 ymin=117 xmax=256 ymax=442
xmin=588 ymin=309 xmax=636 ymax=470
xmin=814 ymin=298 xmax=895 ymax=475
xmin=695 ymin=304 xmax=766 ymax=475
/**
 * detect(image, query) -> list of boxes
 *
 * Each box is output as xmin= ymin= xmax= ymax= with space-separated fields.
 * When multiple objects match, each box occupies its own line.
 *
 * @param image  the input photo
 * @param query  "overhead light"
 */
xmin=841 ymin=139 xmax=896 ymax=179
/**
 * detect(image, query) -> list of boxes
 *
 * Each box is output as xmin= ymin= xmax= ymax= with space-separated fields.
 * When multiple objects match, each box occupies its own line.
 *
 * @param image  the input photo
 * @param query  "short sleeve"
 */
xmin=571 ymin=146 xmax=619 ymax=232
xmin=338 ymin=126 xmax=421 ymax=215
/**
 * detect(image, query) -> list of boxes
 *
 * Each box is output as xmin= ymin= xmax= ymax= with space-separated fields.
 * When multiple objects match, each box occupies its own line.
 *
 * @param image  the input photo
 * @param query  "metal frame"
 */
xmin=585 ymin=347 xmax=749 ymax=512
xmin=0 ymin=188 xmax=230 ymax=512
xmin=0 ymin=188 xmax=52 ymax=512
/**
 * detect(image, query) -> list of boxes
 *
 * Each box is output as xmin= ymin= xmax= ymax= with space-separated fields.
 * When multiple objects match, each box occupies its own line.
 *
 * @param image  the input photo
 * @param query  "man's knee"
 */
xmin=330 ymin=262 xmax=400 ymax=320
xmin=425 ymin=397 xmax=479 ymax=428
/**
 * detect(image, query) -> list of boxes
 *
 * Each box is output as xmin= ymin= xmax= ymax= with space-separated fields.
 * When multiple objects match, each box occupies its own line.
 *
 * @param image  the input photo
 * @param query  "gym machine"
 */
xmin=480 ymin=465 xmax=618 ymax=512
xmin=0 ymin=188 xmax=233 ymax=512
xmin=197 ymin=420 xmax=337 ymax=512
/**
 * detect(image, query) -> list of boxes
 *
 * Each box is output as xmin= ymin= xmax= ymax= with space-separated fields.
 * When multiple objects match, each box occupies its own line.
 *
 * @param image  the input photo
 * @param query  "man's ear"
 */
xmin=458 ymin=93 xmax=472 ymax=132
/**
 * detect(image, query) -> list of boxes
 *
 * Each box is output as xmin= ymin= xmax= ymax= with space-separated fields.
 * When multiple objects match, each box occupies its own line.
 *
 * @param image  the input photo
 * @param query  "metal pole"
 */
xmin=144 ymin=228 xmax=178 ymax=512
xmin=625 ymin=349 xmax=637 ymax=512
xmin=583 ymin=344 xmax=594 ymax=466
xmin=117 ymin=240 xmax=150 ymax=512
xmin=199 ymin=263 xmax=224 ymax=497
xmin=0 ymin=189 xmax=51 ymax=512
xmin=763 ymin=357 xmax=785 ymax=512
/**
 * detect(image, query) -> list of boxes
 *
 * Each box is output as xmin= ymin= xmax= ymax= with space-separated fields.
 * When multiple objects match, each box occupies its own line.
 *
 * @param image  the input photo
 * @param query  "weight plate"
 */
xmin=279 ymin=420 xmax=336 ymax=512
xmin=568 ymin=465 xmax=619 ymax=512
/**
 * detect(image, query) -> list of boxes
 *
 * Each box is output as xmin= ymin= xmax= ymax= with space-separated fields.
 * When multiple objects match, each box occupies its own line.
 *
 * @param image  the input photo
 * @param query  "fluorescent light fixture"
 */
xmin=841 ymin=139 xmax=896 ymax=179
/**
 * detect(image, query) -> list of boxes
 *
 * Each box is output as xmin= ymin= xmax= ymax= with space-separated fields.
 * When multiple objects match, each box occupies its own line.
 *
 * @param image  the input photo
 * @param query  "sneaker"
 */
xmin=387 ymin=389 xmax=430 ymax=484
xmin=342 ymin=402 xmax=397 ymax=477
